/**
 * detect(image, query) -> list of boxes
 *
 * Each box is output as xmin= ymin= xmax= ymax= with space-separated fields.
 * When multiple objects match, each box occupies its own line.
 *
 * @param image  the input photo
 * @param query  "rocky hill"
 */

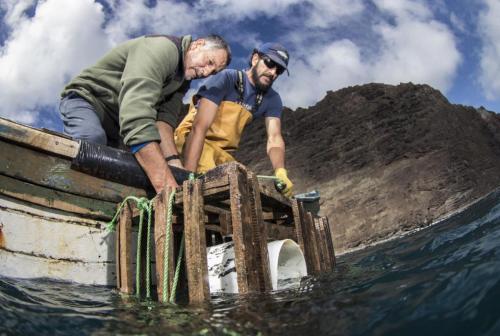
xmin=234 ymin=83 xmax=500 ymax=254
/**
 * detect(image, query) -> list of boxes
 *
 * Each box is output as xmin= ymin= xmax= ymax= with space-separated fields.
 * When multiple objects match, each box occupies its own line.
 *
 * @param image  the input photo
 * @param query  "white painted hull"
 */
xmin=0 ymin=194 xmax=117 ymax=286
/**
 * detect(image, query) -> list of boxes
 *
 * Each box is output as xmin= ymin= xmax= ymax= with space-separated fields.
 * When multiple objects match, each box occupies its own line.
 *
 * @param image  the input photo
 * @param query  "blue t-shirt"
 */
xmin=195 ymin=69 xmax=283 ymax=119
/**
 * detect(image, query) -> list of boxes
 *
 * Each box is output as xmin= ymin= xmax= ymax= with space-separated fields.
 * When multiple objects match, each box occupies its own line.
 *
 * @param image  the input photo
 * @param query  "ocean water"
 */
xmin=1 ymin=189 xmax=499 ymax=336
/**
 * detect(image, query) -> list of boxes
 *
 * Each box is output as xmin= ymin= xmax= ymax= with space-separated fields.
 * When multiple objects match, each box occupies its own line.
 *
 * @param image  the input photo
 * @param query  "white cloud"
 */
xmin=307 ymin=0 xmax=364 ymax=28
xmin=193 ymin=0 xmax=364 ymax=27
xmin=194 ymin=0 xmax=303 ymax=21
xmin=0 ymin=0 xmax=465 ymax=125
xmin=479 ymin=0 xmax=500 ymax=100
xmin=275 ymin=40 xmax=367 ymax=108
xmin=104 ymin=0 xmax=196 ymax=45
xmin=0 ymin=0 xmax=36 ymax=28
xmin=371 ymin=19 xmax=460 ymax=91
xmin=373 ymin=0 xmax=432 ymax=20
xmin=279 ymin=0 xmax=461 ymax=108
xmin=0 ymin=0 xmax=110 ymax=123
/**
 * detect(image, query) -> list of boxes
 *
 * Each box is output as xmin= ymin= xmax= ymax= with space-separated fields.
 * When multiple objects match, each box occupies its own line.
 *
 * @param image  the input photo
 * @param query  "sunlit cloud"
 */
xmin=0 ymin=0 xmax=490 ymax=128
xmin=0 ymin=0 xmax=109 ymax=123
xmin=277 ymin=0 xmax=461 ymax=108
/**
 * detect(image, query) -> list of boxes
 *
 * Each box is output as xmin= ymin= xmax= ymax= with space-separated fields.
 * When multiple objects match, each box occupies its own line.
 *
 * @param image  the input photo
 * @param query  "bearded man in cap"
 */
xmin=175 ymin=42 xmax=294 ymax=197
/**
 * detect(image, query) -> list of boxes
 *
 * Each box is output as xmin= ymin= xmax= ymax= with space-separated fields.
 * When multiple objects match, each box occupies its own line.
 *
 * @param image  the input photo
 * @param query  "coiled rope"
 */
xmin=107 ymin=188 xmax=184 ymax=303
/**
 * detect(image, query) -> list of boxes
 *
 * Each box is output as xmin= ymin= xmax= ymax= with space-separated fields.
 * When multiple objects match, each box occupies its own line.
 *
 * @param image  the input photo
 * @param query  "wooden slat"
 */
xmin=291 ymin=199 xmax=306 ymax=255
xmin=154 ymin=189 xmax=175 ymax=302
xmin=321 ymin=217 xmax=336 ymax=269
xmin=305 ymin=212 xmax=322 ymax=274
xmin=266 ymin=222 xmax=296 ymax=240
xmin=117 ymin=201 xmax=133 ymax=293
xmin=202 ymin=163 xmax=237 ymax=183
xmin=229 ymin=165 xmax=260 ymax=293
xmin=292 ymin=200 xmax=322 ymax=275
xmin=203 ymin=204 xmax=231 ymax=215
xmin=0 ymin=174 xmax=116 ymax=220
xmin=258 ymin=178 xmax=292 ymax=212
xmin=219 ymin=212 xmax=232 ymax=236
xmin=0 ymin=139 xmax=146 ymax=203
xmin=248 ymin=171 xmax=272 ymax=292
xmin=314 ymin=217 xmax=329 ymax=272
xmin=0 ymin=117 xmax=79 ymax=158
xmin=203 ymin=175 xmax=230 ymax=191
xmin=183 ymin=179 xmax=210 ymax=303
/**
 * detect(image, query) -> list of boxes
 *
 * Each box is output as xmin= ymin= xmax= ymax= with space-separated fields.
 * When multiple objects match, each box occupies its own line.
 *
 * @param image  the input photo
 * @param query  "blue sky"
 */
xmin=1 ymin=0 xmax=500 ymax=131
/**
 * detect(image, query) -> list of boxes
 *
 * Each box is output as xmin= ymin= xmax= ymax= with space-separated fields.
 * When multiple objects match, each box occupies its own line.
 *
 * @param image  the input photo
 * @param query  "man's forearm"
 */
xmin=183 ymin=126 xmax=207 ymax=172
xmin=267 ymin=147 xmax=285 ymax=169
xmin=156 ymin=121 xmax=183 ymax=168
xmin=267 ymin=136 xmax=286 ymax=170
xmin=134 ymin=142 xmax=178 ymax=193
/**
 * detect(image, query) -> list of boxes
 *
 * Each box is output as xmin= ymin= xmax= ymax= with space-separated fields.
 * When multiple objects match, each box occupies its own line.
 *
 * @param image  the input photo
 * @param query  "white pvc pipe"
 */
xmin=206 ymin=239 xmax=307 ymax=294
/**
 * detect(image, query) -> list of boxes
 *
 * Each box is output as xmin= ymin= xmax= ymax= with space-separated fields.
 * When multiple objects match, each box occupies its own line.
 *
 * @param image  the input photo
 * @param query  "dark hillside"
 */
xmin=235 ymin=83 xmax=500 ymax=253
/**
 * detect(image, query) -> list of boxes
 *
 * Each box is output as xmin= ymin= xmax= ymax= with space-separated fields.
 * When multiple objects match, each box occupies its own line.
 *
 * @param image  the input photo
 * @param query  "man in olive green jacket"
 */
xmin=60 ymin=34 xmax=231 ymax=193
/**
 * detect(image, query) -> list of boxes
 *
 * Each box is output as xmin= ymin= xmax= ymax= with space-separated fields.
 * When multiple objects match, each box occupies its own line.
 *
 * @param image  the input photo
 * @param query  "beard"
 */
xmin=251 ymin=67 xmax=274 ymax=92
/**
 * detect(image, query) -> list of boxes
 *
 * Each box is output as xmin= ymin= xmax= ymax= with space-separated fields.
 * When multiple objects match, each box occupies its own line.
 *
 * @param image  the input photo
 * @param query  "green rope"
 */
xmin=165 ymin=172 xmax=195 ymax=303
xmin=170 ymin=233 xmax=184 ymax=303
xmin=109 ymin=174 xmax=201 ymax=303
xmin=106 ymin=196 xmax=150 ymax=232
xmin=106 ymin=196 xmax=153 ymax=298
xmin=145 ymin=200 xmax=153 ymax=299
xmin=135 ymin=207 xmax=144 ymax=297
xmin=162 ymin=190 xmax=176 ymax=302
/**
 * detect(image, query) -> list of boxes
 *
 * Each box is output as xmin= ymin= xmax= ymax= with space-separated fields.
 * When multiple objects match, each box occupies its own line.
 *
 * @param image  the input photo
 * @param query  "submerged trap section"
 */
xmin=115 ymin=162 xmax=336 ymax=303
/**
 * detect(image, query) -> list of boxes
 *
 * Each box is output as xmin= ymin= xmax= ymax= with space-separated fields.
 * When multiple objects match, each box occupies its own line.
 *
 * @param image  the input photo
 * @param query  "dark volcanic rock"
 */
xmin=235 ymin=83 xmax=500 ymax=253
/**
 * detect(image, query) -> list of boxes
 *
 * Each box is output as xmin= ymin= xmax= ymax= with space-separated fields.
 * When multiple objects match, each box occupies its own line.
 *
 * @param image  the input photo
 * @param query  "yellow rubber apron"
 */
xmin=175 ymin=100 xmax=253 ymax=173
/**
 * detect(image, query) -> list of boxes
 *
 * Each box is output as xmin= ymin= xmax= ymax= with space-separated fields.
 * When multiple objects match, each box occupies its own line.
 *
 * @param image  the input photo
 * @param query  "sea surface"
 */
xmin=1 ymin=189 xmax=500 ymax=336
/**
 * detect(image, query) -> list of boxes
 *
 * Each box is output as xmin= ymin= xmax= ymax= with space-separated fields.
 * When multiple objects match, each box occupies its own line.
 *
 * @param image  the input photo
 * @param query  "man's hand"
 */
xmin=134 ymin=142 xmax=179 ymax=193
xmin=275 ymin=168 xmax=293 ymax=198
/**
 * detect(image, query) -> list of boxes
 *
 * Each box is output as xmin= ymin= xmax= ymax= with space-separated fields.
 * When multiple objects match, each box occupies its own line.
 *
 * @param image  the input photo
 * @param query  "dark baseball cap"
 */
xmin=255 ymin=42 xmax=290 ymax=75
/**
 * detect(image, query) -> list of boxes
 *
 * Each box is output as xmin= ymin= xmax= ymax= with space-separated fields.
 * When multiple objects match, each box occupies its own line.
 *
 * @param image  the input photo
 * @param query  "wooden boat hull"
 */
xmin=0 ymin=194 xmax=115 ymax=285
xmin=0 ymin=117 xmax=147 ymax=285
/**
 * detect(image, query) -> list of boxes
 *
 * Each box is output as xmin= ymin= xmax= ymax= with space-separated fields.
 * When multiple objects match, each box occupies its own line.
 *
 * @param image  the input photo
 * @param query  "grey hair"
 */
xmin=199 ymin=34 xmax=232 ymax=66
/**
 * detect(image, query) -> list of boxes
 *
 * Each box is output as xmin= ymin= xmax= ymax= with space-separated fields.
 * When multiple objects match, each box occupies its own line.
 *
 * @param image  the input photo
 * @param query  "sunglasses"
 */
xmin=259 ymin=54 xmax=285 ymax=75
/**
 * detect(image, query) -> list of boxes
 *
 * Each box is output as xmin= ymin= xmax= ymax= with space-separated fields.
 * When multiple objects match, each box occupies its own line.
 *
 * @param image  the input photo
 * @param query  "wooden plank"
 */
xmin=0 ymin=174 xmax=116 ymax=220
xmin=117 ymin=201 xmax=133 ymax=293
xmin=0 ymin=194 xmax=111 ymax=262
xmin=321 ymin=217 xmax=336 ymax=269
xmin=219 ymin=213 xmax=232 ymax=236
xmin=202 ymin=163 xmax=237 ymax=183
xmin=203 ymin=204 xmax=231 ymax=215
xmin=266 ymin=222 xmax=296 ymax=240
xmin=0 ymin=117 xmax=79 ymax=159
xmin=292 ymin=200 xmax=322 ymax=275
xmin=314 ymin=217 xmax=329 ymax=272
xmin=291 ymin=199 xmax=306 ymax=255
xmin=0 ymin=249 xmax=113 ymax=286
xmin=0 ymin=139 xmax=146 ymax=203
xmin=229 ymin=165 xmax=261 ymax=294
xmin=154 ymin=189 xmax=175 ymax=302
xmin=183 ymin=179 xmax=210 ymax=303
xmin=203 ymin=175 xmax=230 ymax=191
xmin=248 ymin=172 xmax=272 ymax=292
xmin=305 ymin=212 xmax=322 ymax=275
xmin=257 ymin=178 xmax=291 ymax=211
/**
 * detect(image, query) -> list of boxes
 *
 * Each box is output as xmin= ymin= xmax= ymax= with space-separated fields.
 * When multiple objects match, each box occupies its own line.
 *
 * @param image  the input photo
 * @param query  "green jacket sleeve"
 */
xmin=118 ymin=37 xmax=179 ymax=146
